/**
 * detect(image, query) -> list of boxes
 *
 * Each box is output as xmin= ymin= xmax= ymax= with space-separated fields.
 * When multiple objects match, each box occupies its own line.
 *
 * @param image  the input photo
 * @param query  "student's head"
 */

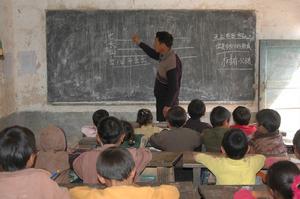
xmin=293 ymin=129 xmax=300 ymax=159
xmin=154 ymin=31 xmax=173 ymax=52
xmin=187 ymin=99 xmax=206 ymax=120
xmin=96 ymin=147 xmax=136 ymax=186
xmin=266 ymin=161 xmax=300 ymax=199
xmin=0 ymin=126 xmax=37 ymax=171
xmin=221 ymin=128 xmax=248 ymax=160
xmin=92 ymin=109 xmax=109 ymax=126
xmin=136 ymin=108 xmax=153 ymax=126
xmin=210 ymin=106 xmax=231 ymax=128
xmin=166 ymin=106 xmax=187 ymax=128
xmin=96 ymin=116 xmax=125 ymax=145
xmin=256 ymin=109 xmax=281 ymax=133
xmin=121 ymin=120 xmax=135 ymax=146
xmin=232 ymin=106 xmax=251 ymax=125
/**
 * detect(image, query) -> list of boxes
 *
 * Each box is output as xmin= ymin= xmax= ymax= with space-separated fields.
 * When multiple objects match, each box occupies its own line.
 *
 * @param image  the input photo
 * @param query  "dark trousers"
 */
xmin=156 ymin=97 xmax=166 ymax=122
xmin=155 ymin=97 xmax=179 ymax=122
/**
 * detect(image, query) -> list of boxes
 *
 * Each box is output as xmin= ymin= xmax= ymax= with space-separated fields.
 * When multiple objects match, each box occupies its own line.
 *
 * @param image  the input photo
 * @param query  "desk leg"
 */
xmin=157 ymin=167 xmax=175 ymax=183
xmin=192 ymin=167 xmax=201 ymax=186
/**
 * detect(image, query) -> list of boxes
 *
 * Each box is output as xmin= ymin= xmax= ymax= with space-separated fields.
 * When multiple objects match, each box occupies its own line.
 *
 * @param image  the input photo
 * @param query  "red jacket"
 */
xmin=230 ymin=124 xmax=257 ymax=136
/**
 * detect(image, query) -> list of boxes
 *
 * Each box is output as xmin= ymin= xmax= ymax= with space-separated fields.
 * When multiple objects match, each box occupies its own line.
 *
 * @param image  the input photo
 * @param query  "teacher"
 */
xmin=132 ymin=31 xmax=182 ymax=121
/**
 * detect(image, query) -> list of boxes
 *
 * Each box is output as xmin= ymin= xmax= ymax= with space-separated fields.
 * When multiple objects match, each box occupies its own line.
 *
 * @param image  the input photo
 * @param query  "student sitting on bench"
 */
xmin=70 ymin=147 xmax=179 ymax=199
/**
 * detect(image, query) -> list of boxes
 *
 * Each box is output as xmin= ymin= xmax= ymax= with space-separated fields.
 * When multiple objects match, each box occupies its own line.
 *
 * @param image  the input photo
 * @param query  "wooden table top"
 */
xmin=148 ymin=151 xmax=183 ymax=167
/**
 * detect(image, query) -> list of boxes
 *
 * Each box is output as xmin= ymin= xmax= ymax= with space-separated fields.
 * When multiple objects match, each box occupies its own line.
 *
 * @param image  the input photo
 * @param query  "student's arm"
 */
xmin=193 ymin=153 xmax=220 ymax=174
xmin=41 ymin=174 xmax=70 ymax=199
xmin=250 ymin=154 xmax=266 ymax=172
xmin=165 ymin=68 xmax=178 ymax=106
xmin=128 ymin=147 xmax=152 ymax=177
xmin=139 ymin=42 xmax=160 ymax=60
xmin=72 ymin=154 xmax=85 ymax=180
xmin=148 ymin=131 xmax=169 ymax=151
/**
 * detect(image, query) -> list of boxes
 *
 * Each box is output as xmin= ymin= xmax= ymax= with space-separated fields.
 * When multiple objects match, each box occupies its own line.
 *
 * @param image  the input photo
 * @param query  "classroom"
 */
xmin=0 ymin=0 xmax=300 ymax=199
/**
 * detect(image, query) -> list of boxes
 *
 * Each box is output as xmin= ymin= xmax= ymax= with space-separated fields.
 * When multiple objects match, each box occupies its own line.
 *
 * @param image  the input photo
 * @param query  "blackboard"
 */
xmin=46 ymin=10 xmax=256 ymax=102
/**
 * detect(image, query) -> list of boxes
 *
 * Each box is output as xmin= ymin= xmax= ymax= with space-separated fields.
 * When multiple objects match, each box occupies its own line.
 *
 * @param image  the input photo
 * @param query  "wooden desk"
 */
xmin=78 ymin=137 xmax=98 ymax=149
xmin=182 ymin=152 xmax=205 ymax=186
xmin=76 ymin=138 xmax=183 ymax=183
xmin=62 ymin=181 xmax=199 ymax=199
xmin=199 ymin=185 xmax=270 ymax=199
xmin=148 ymin=151 xmax=183 ymax=183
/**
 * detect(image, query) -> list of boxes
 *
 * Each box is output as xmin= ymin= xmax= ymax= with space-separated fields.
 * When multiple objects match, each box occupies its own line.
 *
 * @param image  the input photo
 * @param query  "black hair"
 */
xmin=188 ymin=99 xmax=206 ymax=119
xmin=232 ymin=106 xmax=251 ymax=125
xmin=266 ymin=161 xmax=300 ymax=199
xmin=293 ymin=129 xmax=300 ymax=154
xmin=256 ymin=109 xmax=281 ymax=132
xmin=136 ymin=109 xmax=153 ymax=126
xmin=121 ymin=120 xmax=136 ymax=146
xmin=166 ymin=106 xmax=187 ymax=128
xmin=92 ymin=109 xmax=109 ymax=126
xmin=222 ymin=128 xmax=248 ymax=160
xmin=96 ymin=147 xmax=135 ymax=181
xmin=0 ymin=126 xmax=37 ymax=171
xmin=156 ymin=31 xmax=173 ymax=48
xmin=97 ymin=117 xmax=124 ymax=144
xmin=210 ymin=106 xmax=231 ymax=127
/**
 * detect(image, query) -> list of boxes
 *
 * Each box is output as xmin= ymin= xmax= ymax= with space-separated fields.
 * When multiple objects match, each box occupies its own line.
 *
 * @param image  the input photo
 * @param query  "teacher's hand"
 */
xmin=132 ymin=34 xmax=141 ymax=45
xmin=163 ymin=106 xmax=171 ymax=118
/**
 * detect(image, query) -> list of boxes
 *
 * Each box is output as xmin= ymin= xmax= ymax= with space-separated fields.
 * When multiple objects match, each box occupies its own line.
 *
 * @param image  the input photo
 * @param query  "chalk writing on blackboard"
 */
xmin=213 ymin=32 xmax=254 ymax=70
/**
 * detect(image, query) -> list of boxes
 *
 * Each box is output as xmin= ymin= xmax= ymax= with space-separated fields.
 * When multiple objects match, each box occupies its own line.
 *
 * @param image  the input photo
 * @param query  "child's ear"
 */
xmin=97 ymin=174 xmax=107 ymax=185
xmin=26 ymin=153 xmax=36 ymax=168
xmin=96 ymin=134 xmax=102 ymax=145
xmin=222 ymin=119 xmax=229 ymax=127
xmin=246 ymin=145 xmax=250 ymax=154
xmin=118 ymin=133 xmax=126 ymax=144
xmin=221 ymin=146 xmax=226 ymax=154
xmin=128 ymin=168 xmax=137 ymax=183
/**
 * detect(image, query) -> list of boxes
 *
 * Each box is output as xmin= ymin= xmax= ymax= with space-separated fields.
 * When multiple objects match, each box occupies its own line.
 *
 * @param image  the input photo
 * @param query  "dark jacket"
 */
xmin=149 ymin=127 xmax=201 ymax=152
xmin=184 ymin=118 xmax=212 ymax=134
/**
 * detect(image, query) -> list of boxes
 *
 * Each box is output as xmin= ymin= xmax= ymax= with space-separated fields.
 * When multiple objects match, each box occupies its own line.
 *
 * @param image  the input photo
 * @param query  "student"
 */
xmin=249 ymin=109 xmax=287 ymax=156
xmin=0 ymin=126 xmax=70 ymax=199
xmin=134 ymin=108 xmax=162 ymax=138
xmin=35 ymin=125 xmax=70 ymax=183
xmin=266 ymin=161 xmax=300 ymax=199
xmin=70 ymin=147 xmax=179 ymax=199
xmin=81 ymin=109 xmax=109 ymax=137
xmin=293 ymin=129 xmax=300 ymax=159
xmin=194 ymin=128 xmax=265 ymax=185
xmin=201 ymin=106 xmax=231 ymax=152
xmin=73 ymin=116 xmax=152 ymax=184
xmin=121 ymin=120 xmax=144 ymax=148
xmin=149 ymin=106 xmax=201 ymax=152
xmin=184 ymin=99 xmax=212 ymax=134
xmin=230 ymin=106 xmax=256 ymax=137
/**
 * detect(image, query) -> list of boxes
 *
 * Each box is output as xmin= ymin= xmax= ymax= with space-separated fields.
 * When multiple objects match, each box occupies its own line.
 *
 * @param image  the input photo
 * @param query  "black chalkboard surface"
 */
xmin=47 ymin=10 xmax=256 ymax=102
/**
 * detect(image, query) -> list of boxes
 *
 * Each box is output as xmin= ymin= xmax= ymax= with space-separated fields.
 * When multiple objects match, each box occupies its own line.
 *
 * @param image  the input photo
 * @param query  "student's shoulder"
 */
xmin=155 ymin=185 xmax=180 ymax=197
xmin=74 ymin=148 xmax=105 ymax=162
xmin=246 ymin=154 xmax=266 ymax=162
xmin=194 ymin=152 xmax=222 ymax=162
xmin=70 ymin=186 xmax=99 ymax=198
xmin=17 ymin=168 xmax=51 ymax=178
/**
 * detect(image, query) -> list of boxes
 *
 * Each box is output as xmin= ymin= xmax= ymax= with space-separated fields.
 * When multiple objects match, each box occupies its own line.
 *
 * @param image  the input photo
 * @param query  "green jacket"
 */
xmin=202 ymin=127 xmax=229 ymax=152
